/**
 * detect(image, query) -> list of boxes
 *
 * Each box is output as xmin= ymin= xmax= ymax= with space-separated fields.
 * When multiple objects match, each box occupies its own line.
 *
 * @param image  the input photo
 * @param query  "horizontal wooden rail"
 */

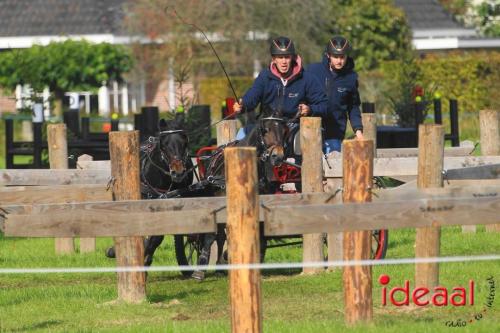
xmin=75 ymin=145 xmax=474 ymax=170
xmin=0 ymin=184 xmax=111 ymax=204
xmin=264 ymin=196 xmax=500 ymax=236
xmin=2 ymin=187 xmax=499 ymax=238
xmin=0 ymin=193 xmax=331 ymax=236
xmin=323 ymin=156 xmax=500 ymax=178
xmin=0 ymin=169 xmax=110 ymax=186
xmin=374 ymin=183 xmax=500 ymax=202
xmin=4 ymin=155 xmax=494 ymax=186
xmin=376 ymin=146 xmax=474 ymax=158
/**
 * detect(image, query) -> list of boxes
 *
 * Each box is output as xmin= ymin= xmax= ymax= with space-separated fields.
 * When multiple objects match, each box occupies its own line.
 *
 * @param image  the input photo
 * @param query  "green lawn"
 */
xmin=0 ymin=226 xmax=499 ymax=332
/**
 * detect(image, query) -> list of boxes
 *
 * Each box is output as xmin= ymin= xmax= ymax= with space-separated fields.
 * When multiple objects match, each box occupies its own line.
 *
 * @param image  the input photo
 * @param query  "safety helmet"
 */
xmin=326 ymin=36 xmax=351 ymax=56
xmin=270 ymin=36 xmax=296 ymax=56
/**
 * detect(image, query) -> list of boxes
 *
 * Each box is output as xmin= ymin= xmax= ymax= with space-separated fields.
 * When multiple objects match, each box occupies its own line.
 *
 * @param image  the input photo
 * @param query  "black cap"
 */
xmin=326 ymin=36 xmax=351 ymax=56
xmin=270 ymin=36 xmax=296 ymax=56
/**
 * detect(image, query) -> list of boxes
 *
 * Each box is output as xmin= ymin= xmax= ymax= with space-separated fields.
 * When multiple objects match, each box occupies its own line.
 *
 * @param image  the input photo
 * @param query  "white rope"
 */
xmin=0 ymin=254 xmax=498 ymax=274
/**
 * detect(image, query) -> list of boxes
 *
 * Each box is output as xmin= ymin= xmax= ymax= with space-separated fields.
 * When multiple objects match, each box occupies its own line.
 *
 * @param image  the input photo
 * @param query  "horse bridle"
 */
xmin=144 ymin=130 xmax=190 ymax=179
xmin=258 ymin=116 xmax=287 ymax=163
xmin=158 ymin=129 xmax=189 ymax=169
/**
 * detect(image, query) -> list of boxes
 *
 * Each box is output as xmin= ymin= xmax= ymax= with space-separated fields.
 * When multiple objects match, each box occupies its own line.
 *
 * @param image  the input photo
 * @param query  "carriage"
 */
xmin=148 ymin=113 xmax=389 ymax=279
xmin=105 ymin=114 xmax=388 ymax=278
xmin=106 ymin=112 xmax=388 ymax=279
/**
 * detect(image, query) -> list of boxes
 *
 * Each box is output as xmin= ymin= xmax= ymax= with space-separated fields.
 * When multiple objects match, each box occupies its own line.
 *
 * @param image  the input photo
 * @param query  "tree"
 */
xmin=125 ymin=0 xmax=413 ymax=118
xmin=440 ymin=0 xmax=500 ymax=37
xmin=126 ymin=0 xmax=335 ymax=79
xmin=329 ymin=0 xmax=413 ymax=71
xmin=0 ymin=40 xmax=132 ymax=115
xmin=470 ymin=1 xmax=500 ymax=37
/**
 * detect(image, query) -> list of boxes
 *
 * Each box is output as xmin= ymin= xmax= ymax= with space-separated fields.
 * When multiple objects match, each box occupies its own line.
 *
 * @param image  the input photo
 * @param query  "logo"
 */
xmin=337 ymin=87 xmax=347 ymax=93
xmin=378 ymin=274 xmax=495 ymax=328
xmin=378 ymin=274 xmax=474 ymax=307
xmin=288 ymin=92 xmax=299 ymax=98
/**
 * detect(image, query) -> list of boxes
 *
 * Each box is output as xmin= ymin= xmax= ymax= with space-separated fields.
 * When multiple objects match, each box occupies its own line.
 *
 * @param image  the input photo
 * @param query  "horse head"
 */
xmin=257 ymin=108 xmax=287 ymax=167
xmin=157 ymin=118 xmax=190 ymax=183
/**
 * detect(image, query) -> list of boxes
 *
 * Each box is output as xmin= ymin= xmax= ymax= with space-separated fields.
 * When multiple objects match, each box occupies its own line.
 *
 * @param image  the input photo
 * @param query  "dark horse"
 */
xmin=190 ymin=109 xmax=294 ymax=280
xmin=105 ymin=118 xmax=194 ymax=266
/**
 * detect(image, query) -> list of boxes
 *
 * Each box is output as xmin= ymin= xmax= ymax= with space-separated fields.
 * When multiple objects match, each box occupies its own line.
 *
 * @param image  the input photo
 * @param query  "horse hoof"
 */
xmin=105 ymin=247 xmax=115 ymax=258
xmin=191 ymin=270 xmax=205 ymax=281
xmin=144 ymin=254 xmax=153 ymax=267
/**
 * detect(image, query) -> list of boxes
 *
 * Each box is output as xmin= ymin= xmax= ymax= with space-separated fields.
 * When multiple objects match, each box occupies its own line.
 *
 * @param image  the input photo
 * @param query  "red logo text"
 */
xmin=379 ymin=274 xmax=474 ymax=307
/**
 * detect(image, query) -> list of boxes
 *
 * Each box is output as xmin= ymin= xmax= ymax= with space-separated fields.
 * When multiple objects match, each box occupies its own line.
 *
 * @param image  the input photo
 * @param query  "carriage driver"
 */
xmin=233 ymin=36 xmax=327 ymax=139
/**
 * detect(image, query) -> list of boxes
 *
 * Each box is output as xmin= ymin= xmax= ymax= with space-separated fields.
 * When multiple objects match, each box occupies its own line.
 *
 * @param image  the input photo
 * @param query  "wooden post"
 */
xmin=210 ymin=120 xmax=239 ymax=264
xmin=300 ymin=117 xmax=325 ymax=274
xmin=342 ymin=139 xmax=374 ymax=325
xmin=109 ymin=131 xmax=146 ymax=303
xmin=480 ymin=110 xmax=500 ymax=232
xmin=362 ymin=113 xmax=377 ymax=157
xmin=415 ymin=124 xmax=444 ymax=290
xmin=216 ymin=120 xmax=238 ymax=145
xmin=48 ymin=124 xmax=75 ymax=255
xmin=225 ymin=147 xmax=262 ymax=333
xmin=77 ymin=154 xmax=97 ymax=253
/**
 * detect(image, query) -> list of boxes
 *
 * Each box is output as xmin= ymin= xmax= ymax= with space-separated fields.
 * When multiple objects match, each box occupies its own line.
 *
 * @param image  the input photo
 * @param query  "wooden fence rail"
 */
xmin=1 ymin=112 xmax=500 ymax=327
xmin=3 ymin=186 xmax=500 ymax=237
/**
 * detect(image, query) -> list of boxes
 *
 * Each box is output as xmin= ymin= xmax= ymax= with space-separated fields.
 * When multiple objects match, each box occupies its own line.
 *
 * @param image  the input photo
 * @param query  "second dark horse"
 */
xmin=190 ymin=109 xmax=294 ymax=280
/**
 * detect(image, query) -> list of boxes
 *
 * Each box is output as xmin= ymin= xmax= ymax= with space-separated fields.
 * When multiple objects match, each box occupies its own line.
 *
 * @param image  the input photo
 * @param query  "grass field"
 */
xmin=0 ymin=226 xmax=499 ymax=332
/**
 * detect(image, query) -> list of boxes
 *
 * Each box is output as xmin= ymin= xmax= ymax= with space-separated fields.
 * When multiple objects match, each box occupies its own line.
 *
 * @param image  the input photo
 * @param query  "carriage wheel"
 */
xmin=174 ymin=234 xmax=204 ymax=277
xmin=371 ymin=229 xmax=388 ymax=260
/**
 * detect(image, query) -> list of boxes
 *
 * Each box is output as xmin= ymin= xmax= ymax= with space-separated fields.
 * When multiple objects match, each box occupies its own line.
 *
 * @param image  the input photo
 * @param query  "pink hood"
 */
xmin=270 ymin=55 xmax=303 ymax=82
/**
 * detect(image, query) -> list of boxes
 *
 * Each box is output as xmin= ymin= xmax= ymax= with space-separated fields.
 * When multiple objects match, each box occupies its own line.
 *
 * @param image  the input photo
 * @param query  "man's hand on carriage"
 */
xmin=233 ymin=99 xmax=243 ymax=114
xmin=298 ymin=103 xmax=311 ymax=117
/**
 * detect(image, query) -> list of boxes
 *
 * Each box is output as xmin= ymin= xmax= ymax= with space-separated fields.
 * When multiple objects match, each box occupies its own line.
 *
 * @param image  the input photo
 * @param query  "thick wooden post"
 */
xmin=109 ymin=131 xmax=146 ymax=303
xmin=300 ymin=117 xmax=325 ymax=274
xmin=362 ymin=113 xmax=377 ymax=157
xmin=225 ymin=147 xmax=262 ymax=333
xmin=77 ymin=154 xmax=97 ymax=253
xmin=210 ymin=120 xmax=239 ymax=264
xmin=48 ymin=123 xmax=75 ymax=254
xmin=415 ymin=124 xmax=444 ymax=290
xmin=480 ymin=110 xmax=500 ymax=232
xmin=342 ymin=139 xmax=374 ymax=325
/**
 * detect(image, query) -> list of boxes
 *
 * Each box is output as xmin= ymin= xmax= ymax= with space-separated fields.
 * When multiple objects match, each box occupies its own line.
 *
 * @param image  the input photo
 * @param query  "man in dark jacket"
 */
xmin=233 ymin=36 xmax=327 ymax=133
xmin=308 ymin=36 xmax=364 ymax=153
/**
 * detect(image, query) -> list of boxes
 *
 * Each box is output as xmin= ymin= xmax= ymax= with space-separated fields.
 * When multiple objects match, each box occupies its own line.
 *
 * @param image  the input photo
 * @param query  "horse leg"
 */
xmin=191 ymin=233 xmax=216 ymax=281
xmin=216 ymin=224 xmax=227 ymax=261
xmin=144 ymin=235 xmax=164 ymax=266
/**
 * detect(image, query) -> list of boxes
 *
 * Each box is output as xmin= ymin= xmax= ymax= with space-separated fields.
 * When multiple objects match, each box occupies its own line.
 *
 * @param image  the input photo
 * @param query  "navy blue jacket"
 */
xmin=241 ymin=56 xmax=327 ymax=118
xmin=307 ymin=56 xmax=363 ymax=140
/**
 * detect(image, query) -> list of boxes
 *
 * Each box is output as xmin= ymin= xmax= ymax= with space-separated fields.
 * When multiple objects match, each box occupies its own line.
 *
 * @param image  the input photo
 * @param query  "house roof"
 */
xmin=394 ymin=0 xmax=500 ymax=50
xmin=0 ymin=0 xmax=131 ymax=48
xmin=0 ymin=0 xmax=127 ymax=37
xmin=393 ymin=0 xmax=462 ymax=30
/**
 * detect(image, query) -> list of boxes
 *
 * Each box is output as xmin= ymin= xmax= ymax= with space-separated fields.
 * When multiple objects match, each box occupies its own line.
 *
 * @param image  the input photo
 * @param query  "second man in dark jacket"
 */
xmin=308 ymin=36 xmax=364 ymax=153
